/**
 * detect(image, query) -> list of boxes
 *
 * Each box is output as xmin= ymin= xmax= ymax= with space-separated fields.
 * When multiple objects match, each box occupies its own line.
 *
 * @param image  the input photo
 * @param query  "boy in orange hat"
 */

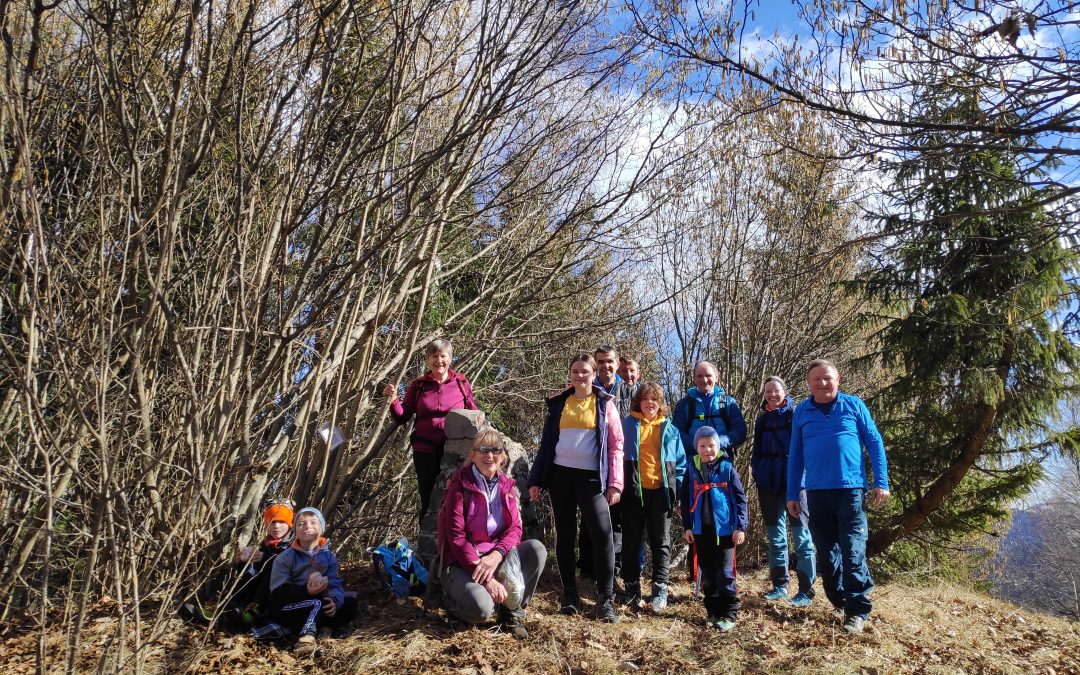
xmin=180 ymin=500 xmax=295 ymax=629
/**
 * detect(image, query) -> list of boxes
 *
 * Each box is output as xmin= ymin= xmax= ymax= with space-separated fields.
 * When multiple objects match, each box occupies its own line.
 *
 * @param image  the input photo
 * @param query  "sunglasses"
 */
xmin=475 ymin=446 xmax=505 ymax=456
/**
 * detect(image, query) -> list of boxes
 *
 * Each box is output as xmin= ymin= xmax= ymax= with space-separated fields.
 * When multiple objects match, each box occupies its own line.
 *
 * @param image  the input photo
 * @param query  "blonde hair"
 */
xmin=470 ymin=429 xmax=509 ymax=470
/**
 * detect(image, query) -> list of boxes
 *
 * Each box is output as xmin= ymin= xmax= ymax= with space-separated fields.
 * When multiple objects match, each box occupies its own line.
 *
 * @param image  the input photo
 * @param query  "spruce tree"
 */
xmin=854 ymin=75 xmax=1080 ymax=560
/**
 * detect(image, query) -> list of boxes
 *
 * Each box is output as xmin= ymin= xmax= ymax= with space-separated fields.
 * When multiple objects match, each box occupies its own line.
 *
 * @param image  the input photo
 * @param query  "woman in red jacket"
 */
xmin=383 ymin=339 xmax=478 ymax=524
xmin=438 ymin=430 xmax=547 ymax=639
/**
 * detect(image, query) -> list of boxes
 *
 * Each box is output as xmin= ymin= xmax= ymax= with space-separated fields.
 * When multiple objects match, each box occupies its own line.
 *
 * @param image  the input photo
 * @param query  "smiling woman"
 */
xmin=438 ymin=430 xmax=547 ymax=639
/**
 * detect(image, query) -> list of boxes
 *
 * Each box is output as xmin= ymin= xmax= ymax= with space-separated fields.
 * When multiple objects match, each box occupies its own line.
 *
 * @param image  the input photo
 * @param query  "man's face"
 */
xmin=623 ymin=362 xmax=640 ymax=386
xmin=807 ymin=365 xmax=840 ymax=403
xmin=595 ymin=351 xmax=618 ymax=385
xmin=694 ymin=364 xmax=717 ymax=394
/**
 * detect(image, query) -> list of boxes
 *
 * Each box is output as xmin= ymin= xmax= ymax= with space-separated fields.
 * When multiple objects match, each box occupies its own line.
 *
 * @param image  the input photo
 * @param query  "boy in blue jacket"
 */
xmin=263 ymin=507 xmax=357 ymax=654
xmin=682 ymin=427 xmax=747 ymax=631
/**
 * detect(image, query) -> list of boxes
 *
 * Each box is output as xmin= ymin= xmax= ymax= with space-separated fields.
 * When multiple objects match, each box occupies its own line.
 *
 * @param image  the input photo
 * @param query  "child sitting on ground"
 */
xmin=682 ymin=426 xmax=748 ymax=631
xmin=180 ymin=501 xmax=294 ymax=629
xmin=263 ymin=507 xmax=357 ymax=655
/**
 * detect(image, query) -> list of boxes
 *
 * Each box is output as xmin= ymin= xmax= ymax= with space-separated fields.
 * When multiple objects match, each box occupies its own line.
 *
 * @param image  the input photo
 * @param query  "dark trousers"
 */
xmin=267 ymin=584 xmax=358 ymax=634
xmin=695 ymin=526 xmax=739 ymax=620
xmin=806 ymin=488 xmax=873 ymax=619
xmin=579 ymin=502 xmax=622 ymax=577
xmin=413 ymin=447 xmax=444 ymax=526
xmin=550 ymin=464 xmax=615 ymax=598
xmin=621 ymin=488 xmax=672 ymax=588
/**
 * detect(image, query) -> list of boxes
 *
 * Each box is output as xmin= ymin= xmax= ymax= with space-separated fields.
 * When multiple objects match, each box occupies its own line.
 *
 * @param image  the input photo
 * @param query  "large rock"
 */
xmin=443 ymin=438 xmax=474 ymax=459
xmin=444 ymin=409 xmax=487 ymax=439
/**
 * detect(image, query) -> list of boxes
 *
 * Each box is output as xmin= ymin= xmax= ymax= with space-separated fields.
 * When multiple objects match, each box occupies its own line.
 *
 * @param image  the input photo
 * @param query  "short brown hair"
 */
xmin=631 ymin=382 xmax=670 ymax=418
xmin=806 ymin=359 xmax=837 ymax=374
xmin=470 ymin=429 xmax=509 ymax=470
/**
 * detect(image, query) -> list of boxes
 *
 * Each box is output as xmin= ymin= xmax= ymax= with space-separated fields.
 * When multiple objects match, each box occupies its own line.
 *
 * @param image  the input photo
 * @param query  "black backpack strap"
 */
xmin=681 ymin=397 xmax=696 ymax=434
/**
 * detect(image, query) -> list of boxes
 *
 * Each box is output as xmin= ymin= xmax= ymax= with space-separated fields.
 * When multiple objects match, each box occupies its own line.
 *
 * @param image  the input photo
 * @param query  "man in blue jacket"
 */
xmin=671 ymin=361 xmax=747 ymax=460
xmin=786 ymin=359 xmax=889 ymax=634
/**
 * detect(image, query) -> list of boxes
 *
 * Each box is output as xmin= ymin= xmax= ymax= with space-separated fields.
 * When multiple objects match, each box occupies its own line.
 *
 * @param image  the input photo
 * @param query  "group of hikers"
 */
xmin=182 ymin=340 xmax=890 ymax=653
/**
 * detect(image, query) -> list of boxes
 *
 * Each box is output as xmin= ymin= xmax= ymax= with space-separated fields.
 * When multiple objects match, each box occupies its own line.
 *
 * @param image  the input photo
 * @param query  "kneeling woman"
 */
xmin=440 ymin=430 xmax=546 ymax=639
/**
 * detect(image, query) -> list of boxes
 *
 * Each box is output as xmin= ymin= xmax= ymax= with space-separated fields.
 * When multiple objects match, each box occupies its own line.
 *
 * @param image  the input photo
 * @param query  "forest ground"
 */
xmin=2 ymin=562 xmax=1077 ymax=674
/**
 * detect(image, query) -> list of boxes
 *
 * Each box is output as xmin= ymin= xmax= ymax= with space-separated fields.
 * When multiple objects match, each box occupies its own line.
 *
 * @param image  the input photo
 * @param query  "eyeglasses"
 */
xmin=475 ymin=446 xmax=504 ymax=456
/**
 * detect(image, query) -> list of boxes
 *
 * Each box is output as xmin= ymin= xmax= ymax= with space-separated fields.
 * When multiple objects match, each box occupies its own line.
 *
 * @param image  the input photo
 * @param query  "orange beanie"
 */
xmin=263 ymin=504 xmax=294 ymax=528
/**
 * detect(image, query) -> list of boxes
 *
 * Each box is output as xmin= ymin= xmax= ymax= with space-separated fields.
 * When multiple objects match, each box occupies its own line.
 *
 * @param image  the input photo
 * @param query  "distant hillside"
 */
xmin=992 ymin=506 xmax=1078 ymax=620
xmin=2 ymin=565 xmax=1077 ymax=673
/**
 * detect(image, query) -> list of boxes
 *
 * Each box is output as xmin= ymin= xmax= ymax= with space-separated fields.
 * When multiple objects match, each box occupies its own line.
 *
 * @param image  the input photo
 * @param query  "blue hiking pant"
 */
xmin=805 ymin=488 xmax=873 ymax=619
xmin=758 ymin=489 xmax=815 ymax=595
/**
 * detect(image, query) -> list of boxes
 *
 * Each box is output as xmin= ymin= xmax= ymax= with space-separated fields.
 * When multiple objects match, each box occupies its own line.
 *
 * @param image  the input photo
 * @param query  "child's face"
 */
xmin=639 ymin=394 xmax=661 ymax=419
xmin=294 ymin=514 xmax=323 ymax=544
xmin=697 ymin=437 xmax=719 ymax=462
xmin=267 ymin=520 xmax=290 ymax=540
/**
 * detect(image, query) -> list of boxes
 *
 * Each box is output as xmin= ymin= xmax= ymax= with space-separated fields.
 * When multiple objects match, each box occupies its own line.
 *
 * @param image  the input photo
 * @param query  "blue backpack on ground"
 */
xmin=370 ymin=537 xmax=428 ymax=598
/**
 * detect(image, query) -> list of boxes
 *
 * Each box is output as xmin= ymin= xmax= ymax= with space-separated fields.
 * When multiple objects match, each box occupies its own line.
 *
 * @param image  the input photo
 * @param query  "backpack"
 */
xmin=681 ymin=396 xmax=741 ymax=455
xmin=370 ymin=538 xmax=428 ymax=598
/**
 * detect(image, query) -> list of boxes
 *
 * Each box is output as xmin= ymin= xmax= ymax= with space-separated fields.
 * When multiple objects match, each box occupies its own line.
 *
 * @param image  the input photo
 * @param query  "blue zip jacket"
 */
xmin=269 ymin=538 xmax=345 ymax=607
xmin=750 ymin=396 xmax=795 ymax=493
xmin=528 ymin=386 xmax=625 ymax=493
xmin=681 ymin=453 xmax=748 ymax=539
xmin=671 ymin=386 xmax=747 ymax=459
xmin=785 ymin=392 xmax=889 ymax=502
xmin=621 ymin=415 xmax=687 ymax=507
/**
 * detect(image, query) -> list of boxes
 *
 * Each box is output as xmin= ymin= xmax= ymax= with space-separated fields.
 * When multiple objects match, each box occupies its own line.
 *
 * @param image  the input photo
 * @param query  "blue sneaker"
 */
xmin=649 ymin=583 xmax=669 ymax=612
xmin=789 ymin=591 xmax=813 ymax=607
xmin=715 ymin=618 xmax=736 ymax=631
xmin=763 ymin=587 xmax=788 ymax=602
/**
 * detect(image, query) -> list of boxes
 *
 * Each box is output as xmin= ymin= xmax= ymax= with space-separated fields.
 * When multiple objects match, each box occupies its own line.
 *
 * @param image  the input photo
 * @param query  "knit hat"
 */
xmin=693 ymin=425 xmax=721 ymax=450
xmin=294 ymin=507 xmax=326 ymax=532
xmin=262 ymin=503 xmax=294 ymax=528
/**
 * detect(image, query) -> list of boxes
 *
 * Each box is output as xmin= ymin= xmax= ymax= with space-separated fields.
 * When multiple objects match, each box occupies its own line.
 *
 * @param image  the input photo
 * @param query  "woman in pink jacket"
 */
xmin=384 ymin=339 xmax=478 ymax=524
xmin=438 ymin=430 xmax=546 ymax=639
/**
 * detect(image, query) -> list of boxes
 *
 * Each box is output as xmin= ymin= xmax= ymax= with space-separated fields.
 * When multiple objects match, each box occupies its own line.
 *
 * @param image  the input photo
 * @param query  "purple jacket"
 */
xmin=390 ymin=369 xmax=477 ymax=453
xmin=439 ymin=465 xmax=522 ymax=571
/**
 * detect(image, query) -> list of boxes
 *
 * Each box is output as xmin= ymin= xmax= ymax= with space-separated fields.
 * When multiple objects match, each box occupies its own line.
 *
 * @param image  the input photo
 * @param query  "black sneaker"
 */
xmin=623 ymin=582 xmax=642 ymax=608
xmin=560 ymin=589 xmax=582 ymax=615
xmin=498 ymin=609 xmax=529 ymax=640
xmin=597 ymin=596 xmax=618 ymax=623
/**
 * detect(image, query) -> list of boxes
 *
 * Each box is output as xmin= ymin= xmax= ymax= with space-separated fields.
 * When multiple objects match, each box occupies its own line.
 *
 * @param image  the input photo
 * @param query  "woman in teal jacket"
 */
xmin=620 ymin=383 xmax=686 ymax=612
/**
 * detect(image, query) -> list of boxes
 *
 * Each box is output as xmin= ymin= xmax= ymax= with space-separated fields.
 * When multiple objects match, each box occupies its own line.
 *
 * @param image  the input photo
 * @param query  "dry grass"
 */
xmin=2 ymin=564 xmax=1077 ymax=674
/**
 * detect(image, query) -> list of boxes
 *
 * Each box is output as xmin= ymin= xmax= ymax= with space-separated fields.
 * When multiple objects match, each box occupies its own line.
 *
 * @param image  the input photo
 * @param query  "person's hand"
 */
xmin=472 ymin=551 xmax=503 ymax=584
xmin=322 ymin=595 xmax=338 ymax=617
xmin=236 ymin=546 xmax=254 ymax=563
xmin=870 ymin=487 xmax=891 ymax=508
xmin=484 ymin=578 xmax=508 ymax=604
xmin=528 ymin=486 xmax=541 ymax=502
xmin=732 ymin=530 xmax=745 ymax=546
xmin=786 ymin=500 xmax=801 ymax=518
xmin=250 ymin=550 xmax=264 ymax=564
xmin=605 ymin=487 xmax=621 ymax=506
xmin=684 ymin=529 xmax=695 ymax=544
xmin=307 ymin=571 xmax=328 ymax=595
xmin=382 ymin=383 xmax=398 ymax=399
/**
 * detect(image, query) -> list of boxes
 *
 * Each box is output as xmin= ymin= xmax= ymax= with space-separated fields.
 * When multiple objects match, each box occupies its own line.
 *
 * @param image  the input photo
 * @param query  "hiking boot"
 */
xmin=623 ymin=582 xmax=642 ymax=608
xmin=842 ymin=615 xmax=865 ymax=634
xmin=649 ymin=584 xmax=669 ymax=613
xmin=560 ymin=589 xmax=582 ymax=616
xmin=177 ymin=602 xmax=211 ymax=626
xmin=763 ymin=587 xmax=788 ymax=602
xmin=294 ymin=631 xmax=318 ymax=656
xmin=715 ymin=617 xmax=736 ymax=632
xmin=789 ymin=591 xmax=813 ymax=608
xmin=597 ymin=595 xmax=619 ymax=623
xmin=498 ymin=610 xmax=529 ymax=640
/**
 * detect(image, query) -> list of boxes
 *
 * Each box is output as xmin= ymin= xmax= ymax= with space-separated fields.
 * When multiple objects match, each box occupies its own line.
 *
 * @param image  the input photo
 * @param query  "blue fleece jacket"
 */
xmin=681 ymin=453 xmax=748 ymax=539
xmin=268 ymin=539 xmax=345 ymax=607
xmin=671 ymin=386 xmax=747 ymax=458
xmin=785 ymin=392 xmax=889 ymax=502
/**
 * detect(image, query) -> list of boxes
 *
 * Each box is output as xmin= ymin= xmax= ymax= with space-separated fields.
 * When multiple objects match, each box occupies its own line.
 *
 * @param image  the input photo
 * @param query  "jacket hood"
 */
xmin=630 ymin=411 xmax=666 ymax=426
xmin=290 ymin=537 xmax=329 ymax=553
xmin=686 ymin=385 xmax=726 ymax=401
xmin=547 ymin=384 xmax=614 ymax=407
xmin=759 ymin=395 xmax=793 ymax=413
